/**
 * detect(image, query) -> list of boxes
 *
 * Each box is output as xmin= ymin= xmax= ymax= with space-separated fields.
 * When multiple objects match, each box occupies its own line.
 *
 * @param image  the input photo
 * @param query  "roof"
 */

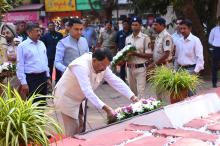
xmin=9 ymin=4 xmax=44 ymax=12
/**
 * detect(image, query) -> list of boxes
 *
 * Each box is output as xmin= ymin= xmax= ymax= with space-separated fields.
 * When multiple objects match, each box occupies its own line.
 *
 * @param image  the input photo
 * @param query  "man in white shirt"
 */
xmin=175 ymin=19 xmax=204 ymax=73
xmin=209 ymin=16 xmax=220 ymax=88
xmin=53 ymin=48 xmax=139 ymax=136
xmin=16 ymin=23 xmax=51 ymax=102
xmin=175 ymin=19 xmax=204 ymax=95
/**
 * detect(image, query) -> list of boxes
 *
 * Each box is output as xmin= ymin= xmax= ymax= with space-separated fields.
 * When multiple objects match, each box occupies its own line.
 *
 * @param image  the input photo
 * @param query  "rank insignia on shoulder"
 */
xmin=166 ymin=40 xmax=170 ymax=46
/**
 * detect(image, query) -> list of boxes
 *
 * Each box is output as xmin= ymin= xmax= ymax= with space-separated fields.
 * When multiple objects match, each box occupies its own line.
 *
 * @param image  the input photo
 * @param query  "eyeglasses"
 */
xmin=73 ymin=28 xmax=83 ymax=32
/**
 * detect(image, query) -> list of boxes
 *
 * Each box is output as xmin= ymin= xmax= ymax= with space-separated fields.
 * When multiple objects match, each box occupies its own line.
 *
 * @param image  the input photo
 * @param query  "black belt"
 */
xmin=180 ymin=64 xmax=196 ymax=69
xmin=25 ymin=71 xmax=46 ymax=76
xmin=127 ymin=63 xmax=145 ymax=68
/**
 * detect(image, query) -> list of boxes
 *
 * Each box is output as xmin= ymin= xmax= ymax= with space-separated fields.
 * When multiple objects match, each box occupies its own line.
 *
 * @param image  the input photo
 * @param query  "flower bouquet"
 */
xmin=0 ymin=62 xmax=16 ymax=81
xmin=108 ymin=98 xmax=161 ymax=124
xmin=111 ymin=45 xmax=136 ymax=67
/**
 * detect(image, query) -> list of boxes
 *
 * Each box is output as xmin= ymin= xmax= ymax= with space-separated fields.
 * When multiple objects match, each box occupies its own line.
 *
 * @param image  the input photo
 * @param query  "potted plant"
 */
xmin=148 ymin=66 xmax=201 ymax=104
xmin=0 ymin=83 xmax=63 ymax=146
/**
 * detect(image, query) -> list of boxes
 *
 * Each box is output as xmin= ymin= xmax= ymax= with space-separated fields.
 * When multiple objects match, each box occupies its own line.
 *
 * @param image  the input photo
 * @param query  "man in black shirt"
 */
xmin=41 ymin=22 xmax=63 ymax=83
xmin=115 ymin=18 xmax=132 ymax=81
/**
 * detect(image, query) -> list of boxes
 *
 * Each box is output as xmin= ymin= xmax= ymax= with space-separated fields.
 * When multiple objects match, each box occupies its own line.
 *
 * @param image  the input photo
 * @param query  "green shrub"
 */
xmin=0 ymin=83 xmax=63 ymax=146
xmin=148 ymin=66 xmax=202 ymax=97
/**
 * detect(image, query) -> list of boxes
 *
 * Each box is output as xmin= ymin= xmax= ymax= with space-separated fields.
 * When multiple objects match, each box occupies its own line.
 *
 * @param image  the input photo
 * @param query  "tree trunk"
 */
xmin=207 ymin=0 xmax=218 ymax=34
xmin=88 ymin=0 xmax=101 ymax=19
xmin=174 ymin=0 xmax=210 ymax=75
xmin=105 ymin=7 xmax=113 ymax=20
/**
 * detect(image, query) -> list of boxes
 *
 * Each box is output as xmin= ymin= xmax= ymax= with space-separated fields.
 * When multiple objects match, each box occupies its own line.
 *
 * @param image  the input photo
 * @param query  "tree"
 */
xmin=129 ymin=0 xmax=219 ymax=75
xmin=0 ymin=0 xmax=22 ymax=20
xmin=88 ymin=0 xmax=117 ymax=20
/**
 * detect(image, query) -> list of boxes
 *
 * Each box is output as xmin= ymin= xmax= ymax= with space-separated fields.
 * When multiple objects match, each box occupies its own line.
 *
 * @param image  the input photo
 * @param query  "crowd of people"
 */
xmin=0 ymin=15 xmax=220 ymax=136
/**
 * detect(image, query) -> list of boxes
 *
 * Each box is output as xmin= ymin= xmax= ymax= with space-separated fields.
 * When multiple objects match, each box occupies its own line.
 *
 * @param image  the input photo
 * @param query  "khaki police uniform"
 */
xmin=153 ymin=29 xmax=174 ymax=103
xmin=98 ymin=29 xmax=117 ymax=55
xmin=153 ymin=29 xmax=173 ymax=67
xmin=0 ymin=35 xmax=8 ymax=64
xmin=125 ymin=32 xmax=151 ymax=98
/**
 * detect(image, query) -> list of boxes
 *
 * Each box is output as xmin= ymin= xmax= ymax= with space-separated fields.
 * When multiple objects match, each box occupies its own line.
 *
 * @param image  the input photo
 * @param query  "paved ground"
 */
xmin=85 ymin=78 xmax=213 ymax=132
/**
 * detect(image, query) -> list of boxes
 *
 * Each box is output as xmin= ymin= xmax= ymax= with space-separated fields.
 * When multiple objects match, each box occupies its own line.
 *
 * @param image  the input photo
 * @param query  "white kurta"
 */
xmin=53 ymin=53 xmax=134 ymax=119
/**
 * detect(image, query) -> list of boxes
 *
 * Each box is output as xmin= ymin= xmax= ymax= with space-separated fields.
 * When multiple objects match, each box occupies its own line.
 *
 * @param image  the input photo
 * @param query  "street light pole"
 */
xmin=116 ymin=0 xmax=119 ymax=22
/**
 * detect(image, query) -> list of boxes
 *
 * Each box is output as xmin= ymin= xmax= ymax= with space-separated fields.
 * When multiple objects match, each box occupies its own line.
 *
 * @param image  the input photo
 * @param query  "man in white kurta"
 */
xmin=53 ymin=48 xmax=138 ymax=136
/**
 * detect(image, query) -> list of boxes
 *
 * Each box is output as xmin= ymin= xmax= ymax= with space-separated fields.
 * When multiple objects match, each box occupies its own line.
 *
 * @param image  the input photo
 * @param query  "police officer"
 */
xmin=125 ymin=16 xmax=152 ymax=98
xmin=115 ymin=18 xmax=132 ymax=81
xmin=149 ymin=17 xmax=174 ymax=68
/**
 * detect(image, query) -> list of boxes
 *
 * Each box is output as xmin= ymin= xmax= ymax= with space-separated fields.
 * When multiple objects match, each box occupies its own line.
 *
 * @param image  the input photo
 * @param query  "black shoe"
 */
xmin=213 ymin=84 xmax=217 ymax=88
xmin=103 ymin=81 xmax=108 ymax=85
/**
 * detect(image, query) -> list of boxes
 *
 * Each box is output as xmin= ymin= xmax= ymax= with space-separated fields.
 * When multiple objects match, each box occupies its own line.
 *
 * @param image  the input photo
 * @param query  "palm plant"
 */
xmin=148 ymin=66 xmax=202 ymax=101
xmin=0 ymin=83 xmax=63 ymax=146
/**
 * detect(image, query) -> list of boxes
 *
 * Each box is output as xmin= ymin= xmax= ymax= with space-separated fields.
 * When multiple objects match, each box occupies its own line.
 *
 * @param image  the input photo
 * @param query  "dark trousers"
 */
xmin=48 ymin=58 xmax=62 ymax=83
xmin=212 ymin=47 xmax=220 ymax=87
xmin=26 ymin=72 xmax=47 ymax=104
xmin=120 ymin=64 xmax=126 ymax=82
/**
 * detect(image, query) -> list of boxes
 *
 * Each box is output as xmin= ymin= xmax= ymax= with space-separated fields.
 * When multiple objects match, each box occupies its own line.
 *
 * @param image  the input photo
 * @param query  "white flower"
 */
xmin=152 ymin=100 xmax=161 ymax=107
xmin=116 ymin=112 xmax=125 ymax=120
xmin=111 ymin=45 xmax=136 ymax=66
xmin=0 ymin=66 xmax=3 ymax=73
xmin=131 ymin=102 xmax=144 ymax=113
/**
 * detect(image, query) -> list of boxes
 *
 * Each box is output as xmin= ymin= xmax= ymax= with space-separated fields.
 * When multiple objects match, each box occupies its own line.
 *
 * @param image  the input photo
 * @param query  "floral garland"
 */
xmin=111 ymin=45 xmax=136 ymax=67
xmin=0 ymin=62 xmax=16 ymax=73
xmin=108 ymin=98 xmax=161 ymax=124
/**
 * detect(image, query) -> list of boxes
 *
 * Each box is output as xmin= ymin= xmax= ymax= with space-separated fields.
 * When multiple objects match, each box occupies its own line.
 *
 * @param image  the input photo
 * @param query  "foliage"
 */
xmin=0 ymin=0 xmax=11 ymax=15
xmin=0 ymin=0 xmax=22 ymax=19
xmin=0 ymin=82 xmax=63 ymax=146
xmin=128 ymin=0 xmax=218 ymax=34
xmin=148 ymin=66 xmax=202 ymax=97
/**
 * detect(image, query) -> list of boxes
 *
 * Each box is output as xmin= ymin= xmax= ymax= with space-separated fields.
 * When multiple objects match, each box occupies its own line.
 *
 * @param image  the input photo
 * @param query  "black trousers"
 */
xmin=26 ymin=72 xmax=47 ymax=104
xmin=48 ymin=58 xmax=62 ymax=83
xmin=119 ymin=64 xmax=126 ymax=82
xmin=212 ymin=47 xmax=220 ymax=86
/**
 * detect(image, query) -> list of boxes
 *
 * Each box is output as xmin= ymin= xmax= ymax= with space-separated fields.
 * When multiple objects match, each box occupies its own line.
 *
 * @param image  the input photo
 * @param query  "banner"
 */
xmin=76 ymin=0 xmax=101 ymax=10
xmin=45 ymin=0 xmax=76 ymax=12
xmin=3 ymin=12 xmax=39 ymax=22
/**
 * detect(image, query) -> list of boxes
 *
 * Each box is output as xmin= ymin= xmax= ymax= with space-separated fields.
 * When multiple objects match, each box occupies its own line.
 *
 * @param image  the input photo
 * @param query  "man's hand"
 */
xmin=103 ymin=105 xmax=116 ymax=120
xmin=47 ymin=79 xmax=52 ymax=93
xmin=126 ymin=52 xmax=136 ymax=57
xmin=116 ymin=60 xmax=125 ymax=66
xmin=47 ymin=79 xmax=52 ymax=88
xmin=130 ymin=96 xmax=139 ymax=103
xmin=191 ymin=71 xmax=199 ymax=75
xmin=20 ymin=84 xmax=29 ymax=98
xmin=148 ymin=63 xmax=156 ymax=70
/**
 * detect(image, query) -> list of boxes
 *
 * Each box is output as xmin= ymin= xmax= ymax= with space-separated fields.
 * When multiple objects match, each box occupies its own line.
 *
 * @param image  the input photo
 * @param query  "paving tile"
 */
xmin=125 ymin=123 xmax=157 ymax=131
xmin=81 ymin=130 xmax=143 ymax=146
xmin=125 ymin=136 xmax=167 ymax=146
xmin=154 ymin=128 xmax=218 ymax=142
xmin=50 ymin=137 xmax=85 ymax=146
xmin=207 ymin=124 xmax=220 ymax=131
xmin=170 ymin=138 xmax=210 ymax=146
xmin=205 ymin=112 xmax=220 ymax=122
xmin=183 ymin=119 xmax=210 ymax=129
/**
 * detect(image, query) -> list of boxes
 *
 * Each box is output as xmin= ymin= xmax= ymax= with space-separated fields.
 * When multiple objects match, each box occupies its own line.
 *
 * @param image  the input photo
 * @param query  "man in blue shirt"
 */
xmin=55 ymin=18 xmax=89 ymax=73
xmin=115 ymin=18 xmax=132 ymax=81
xmin=16 ymin=23 xmax=51 ymax=102
xmin=41 ymin=22 xmax=63 ymax=83
xmin=82 ymin=19 xmax=97 ymax=52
